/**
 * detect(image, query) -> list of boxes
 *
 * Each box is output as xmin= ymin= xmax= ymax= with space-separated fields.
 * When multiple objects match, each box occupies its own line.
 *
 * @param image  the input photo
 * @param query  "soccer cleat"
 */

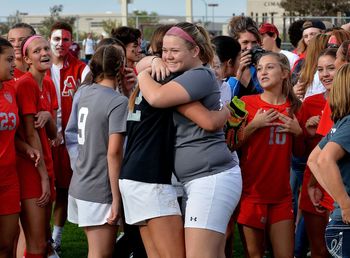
xmin=47 ymin=249 xmax=60 ymax=258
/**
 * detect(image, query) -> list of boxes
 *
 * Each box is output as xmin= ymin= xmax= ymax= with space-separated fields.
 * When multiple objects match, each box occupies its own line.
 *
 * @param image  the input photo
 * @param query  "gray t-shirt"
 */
xmin=69 ymin=84 xmax=128 ymax=203
xmin=319 ymin=114 xmax=350 ymax=221
xmin=173 ymin=67 xmax=237 ymax=183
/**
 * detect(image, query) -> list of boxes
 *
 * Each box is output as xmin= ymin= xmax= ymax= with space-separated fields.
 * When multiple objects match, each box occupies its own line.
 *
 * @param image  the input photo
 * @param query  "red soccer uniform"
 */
xmin=42 ymin=75 xmax=59 ymax=118
xmin=298 ymin=93 xmax=325 ymax=153
xmin=316 ymin=99 xmax=333 ymax=136
xmin=316 ymin=98 xmax=334 ymax=209
xmin=0 ymin=80 xmax=18 ymax=183
xmin=298 ymin=93 xmax=333 ymax=214
xmin=0 ymin=80 xmax=20 ymax=215
xmin=13 ymin=68 xmax=25 ymax=81
xmin=239 ymin=95 xmax=294 ymax=203
xmin=15 ymin=72 xmax=55 ymax=200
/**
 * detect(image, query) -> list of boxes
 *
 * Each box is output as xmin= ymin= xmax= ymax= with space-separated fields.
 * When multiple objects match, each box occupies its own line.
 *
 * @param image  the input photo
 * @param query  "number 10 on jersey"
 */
xmin=269 ymin=126 xmax=286 ymax=145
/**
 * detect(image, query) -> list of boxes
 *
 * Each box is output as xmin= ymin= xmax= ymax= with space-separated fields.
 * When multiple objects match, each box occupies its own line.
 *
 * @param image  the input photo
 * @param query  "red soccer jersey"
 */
xmin=299 ymin=93 xmax=326 ymax=128
xmin=316 ymin=99 xmax=333 ymax=137
xmin=240 ymin=95 xmax=293 ymax=203
xmin=299 ymin=93 xmax=326 ymax=154
xmin=300 ymin=94 xmax=334 ymax=210
xmin=42 ymin=76 xmax=59 ymax=117
xmin=16 ymin=72 xmax=54 ymax=177
xmin=13 ymin=68 xmax=25 ymax=81
xmin=0 ymin=80 xmax=19 ymax=186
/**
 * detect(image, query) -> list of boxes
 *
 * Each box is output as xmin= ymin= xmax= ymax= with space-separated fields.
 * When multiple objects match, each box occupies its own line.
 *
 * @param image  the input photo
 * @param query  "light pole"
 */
xmin=208 ymin=3 xmax=218 ymax=31
xmin=200 ymin=0 xmax=208 ymax=25
xmin=86 ymin=17 xmax=93 ymax=32
xmin=75 ymin=15 xmax=80 ymax=42
xmin=15 ymin=10 xmax=28 ymax=24
xmin=120 ymin=0 xmax=129 ymax=26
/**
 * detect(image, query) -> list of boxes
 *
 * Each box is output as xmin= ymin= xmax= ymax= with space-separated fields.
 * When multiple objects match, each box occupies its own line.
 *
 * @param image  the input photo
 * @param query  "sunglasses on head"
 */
xmin=327 ymin=43 xmax=339 ymax=49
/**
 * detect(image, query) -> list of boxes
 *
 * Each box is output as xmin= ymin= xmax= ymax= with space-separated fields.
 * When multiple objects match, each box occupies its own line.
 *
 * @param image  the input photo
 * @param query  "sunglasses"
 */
xmin=327 ymin=43 xmax=339 ymax=49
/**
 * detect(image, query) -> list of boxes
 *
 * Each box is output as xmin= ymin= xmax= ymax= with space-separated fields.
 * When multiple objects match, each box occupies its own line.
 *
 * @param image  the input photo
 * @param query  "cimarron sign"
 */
xmin=263 ymin=1 xmax=282 ymax=7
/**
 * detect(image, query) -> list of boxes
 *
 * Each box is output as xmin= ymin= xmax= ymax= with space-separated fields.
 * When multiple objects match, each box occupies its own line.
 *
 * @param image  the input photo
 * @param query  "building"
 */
xmin=19 ymin=13 xmax=120 ymax=38
xmin=8 ymin=12 xmax=228 ymax=40
xmin=247 ymin=0 xmax=286 ymax=35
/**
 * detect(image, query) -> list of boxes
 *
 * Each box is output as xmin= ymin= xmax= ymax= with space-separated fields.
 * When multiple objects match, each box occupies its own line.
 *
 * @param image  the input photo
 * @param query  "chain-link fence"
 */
xmin=1 ymin=13 xmax=349 ymax=44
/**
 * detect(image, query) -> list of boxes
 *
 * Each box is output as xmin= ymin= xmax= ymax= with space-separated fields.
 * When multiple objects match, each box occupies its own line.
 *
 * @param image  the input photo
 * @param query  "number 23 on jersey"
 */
xmin=0 ymin=112 xmax=16 ymax=131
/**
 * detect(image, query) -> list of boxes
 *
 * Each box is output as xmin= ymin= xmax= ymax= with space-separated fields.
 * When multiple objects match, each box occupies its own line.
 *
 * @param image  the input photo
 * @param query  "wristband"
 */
xmin=218 ymin=100 xmax=224 ymax=111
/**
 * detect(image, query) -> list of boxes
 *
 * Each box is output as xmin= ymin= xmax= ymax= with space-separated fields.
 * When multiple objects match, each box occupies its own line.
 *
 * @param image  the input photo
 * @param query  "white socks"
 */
xmin=52 ymin=226 xmax=63 ymax=247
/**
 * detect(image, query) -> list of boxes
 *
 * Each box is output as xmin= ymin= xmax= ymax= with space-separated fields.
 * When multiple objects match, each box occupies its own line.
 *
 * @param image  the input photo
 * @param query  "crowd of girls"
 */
xmin=2 ymin=17 xmax=350 ymax=258
xmin=0 ymin=31 xmax=57 ymax=258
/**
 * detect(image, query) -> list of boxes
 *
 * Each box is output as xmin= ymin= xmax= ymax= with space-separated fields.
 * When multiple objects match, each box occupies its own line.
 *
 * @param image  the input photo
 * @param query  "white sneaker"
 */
xmin=47 ymin=249 xmax=60 ymax=258
xmin=51 ymin=240 xmax=62 ymax=255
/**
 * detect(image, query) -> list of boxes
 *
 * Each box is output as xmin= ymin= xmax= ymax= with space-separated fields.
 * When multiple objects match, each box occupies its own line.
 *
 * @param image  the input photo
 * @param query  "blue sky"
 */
xmin=0 ymin=0 xmax=246 ymax=21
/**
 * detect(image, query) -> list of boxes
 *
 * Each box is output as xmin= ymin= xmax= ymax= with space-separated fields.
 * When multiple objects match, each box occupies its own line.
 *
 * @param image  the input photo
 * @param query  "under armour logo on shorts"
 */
xmin=190 ymin=217 xmax=197 ymax=222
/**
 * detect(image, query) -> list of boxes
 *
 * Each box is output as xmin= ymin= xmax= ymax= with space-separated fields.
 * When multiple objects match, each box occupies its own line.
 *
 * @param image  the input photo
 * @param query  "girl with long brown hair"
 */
xmin=308 ymin=63 xmax=350 ymax=258
xmin=66 ymin=45 xmax=128 ymax=257
xmin=237 ymin=52 xmax=302 ymax=257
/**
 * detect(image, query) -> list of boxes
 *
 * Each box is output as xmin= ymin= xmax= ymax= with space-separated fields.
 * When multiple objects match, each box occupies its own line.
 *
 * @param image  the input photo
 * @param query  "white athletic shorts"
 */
xmin=171 ymin=173 xmax=184 ymax=197
xmin=68 ymin=195 xmax=120 ymax=227
xmin=182 ymin=165 xmax=242 ymax=234
xmin=119 ymin=179 xmax=182 ymax=225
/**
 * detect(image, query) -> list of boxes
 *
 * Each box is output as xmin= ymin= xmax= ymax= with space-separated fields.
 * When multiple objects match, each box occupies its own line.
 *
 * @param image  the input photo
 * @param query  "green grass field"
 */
xmin=59 ymin=222 xmax=245 ymax=258
xmin=60 ymin=222 xmax=87 ymax=258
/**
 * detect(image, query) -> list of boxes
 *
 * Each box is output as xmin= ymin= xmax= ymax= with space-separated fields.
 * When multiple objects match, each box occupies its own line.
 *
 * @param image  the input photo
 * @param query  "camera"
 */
xmin=250 ymin=46 xmax=266 ymax=65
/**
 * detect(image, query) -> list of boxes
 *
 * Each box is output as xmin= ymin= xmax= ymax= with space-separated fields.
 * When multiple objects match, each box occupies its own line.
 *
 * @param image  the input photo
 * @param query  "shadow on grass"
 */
xmin=59 ymin=222 xmax=249 ymax=258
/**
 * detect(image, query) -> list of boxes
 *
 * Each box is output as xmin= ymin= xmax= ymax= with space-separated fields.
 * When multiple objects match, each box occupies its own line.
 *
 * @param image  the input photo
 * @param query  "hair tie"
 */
xmin=165 ymin=26 xmax=196 ymax=45
xmin=22 ymin=35 xmax=42 ymax=57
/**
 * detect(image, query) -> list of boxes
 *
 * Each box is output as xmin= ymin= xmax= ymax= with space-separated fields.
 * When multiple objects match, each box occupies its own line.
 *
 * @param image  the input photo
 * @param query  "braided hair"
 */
xmin=89 ymin=45 xmax=125 ymax=90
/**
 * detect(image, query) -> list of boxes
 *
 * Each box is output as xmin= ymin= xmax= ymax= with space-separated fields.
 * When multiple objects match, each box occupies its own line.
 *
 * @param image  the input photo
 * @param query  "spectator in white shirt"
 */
xmin=82 ymin=32 xmax=96 ymax=62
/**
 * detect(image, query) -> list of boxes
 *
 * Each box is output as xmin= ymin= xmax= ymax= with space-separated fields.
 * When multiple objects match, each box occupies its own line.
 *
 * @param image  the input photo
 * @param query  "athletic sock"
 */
xmin=52 ymin=226 xmax=63 ymax=247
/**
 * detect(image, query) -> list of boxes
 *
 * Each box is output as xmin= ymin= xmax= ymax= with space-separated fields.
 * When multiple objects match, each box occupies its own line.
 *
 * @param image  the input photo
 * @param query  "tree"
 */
xmin=128 ymin=10 xmax=159 ymax=40
xmin=38 ymin=5 xmax=76 ymax=38
xmin=101 ymin=19 xmax=121 ymax=36
xmin=127 ymin=10 xmax=159 ymax=28
xmin=0 ymin=11 xmax=23 ymax=35
xmin=280 ymin=0 xmax=350 ymax=16
xmin=102 ymin=10 xmax=159 ymax=41
xmin=0 ymin=23 xmax=10 ymax=35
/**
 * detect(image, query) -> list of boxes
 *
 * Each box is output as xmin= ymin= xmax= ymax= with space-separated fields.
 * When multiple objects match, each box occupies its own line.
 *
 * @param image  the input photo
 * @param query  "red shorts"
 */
xmin=52 ymin=144 xmax=72 ymax=189
xmin=0 ymin=182 xmax=20 ymax=215
xmin=299 ymin=167 xmax=333 ymax=216
xmin=236 ymin=197 xmax=294 ymax=229
xmin=16 ymin=156 xmax=56 ymax=201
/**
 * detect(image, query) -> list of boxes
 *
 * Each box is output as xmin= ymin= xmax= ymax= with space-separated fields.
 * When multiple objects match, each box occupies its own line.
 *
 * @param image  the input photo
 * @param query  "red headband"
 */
xmin=165 ymin=26 xmax=196 ymax=44
xmin=22 ymin=35 xmax=42 ymax=57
